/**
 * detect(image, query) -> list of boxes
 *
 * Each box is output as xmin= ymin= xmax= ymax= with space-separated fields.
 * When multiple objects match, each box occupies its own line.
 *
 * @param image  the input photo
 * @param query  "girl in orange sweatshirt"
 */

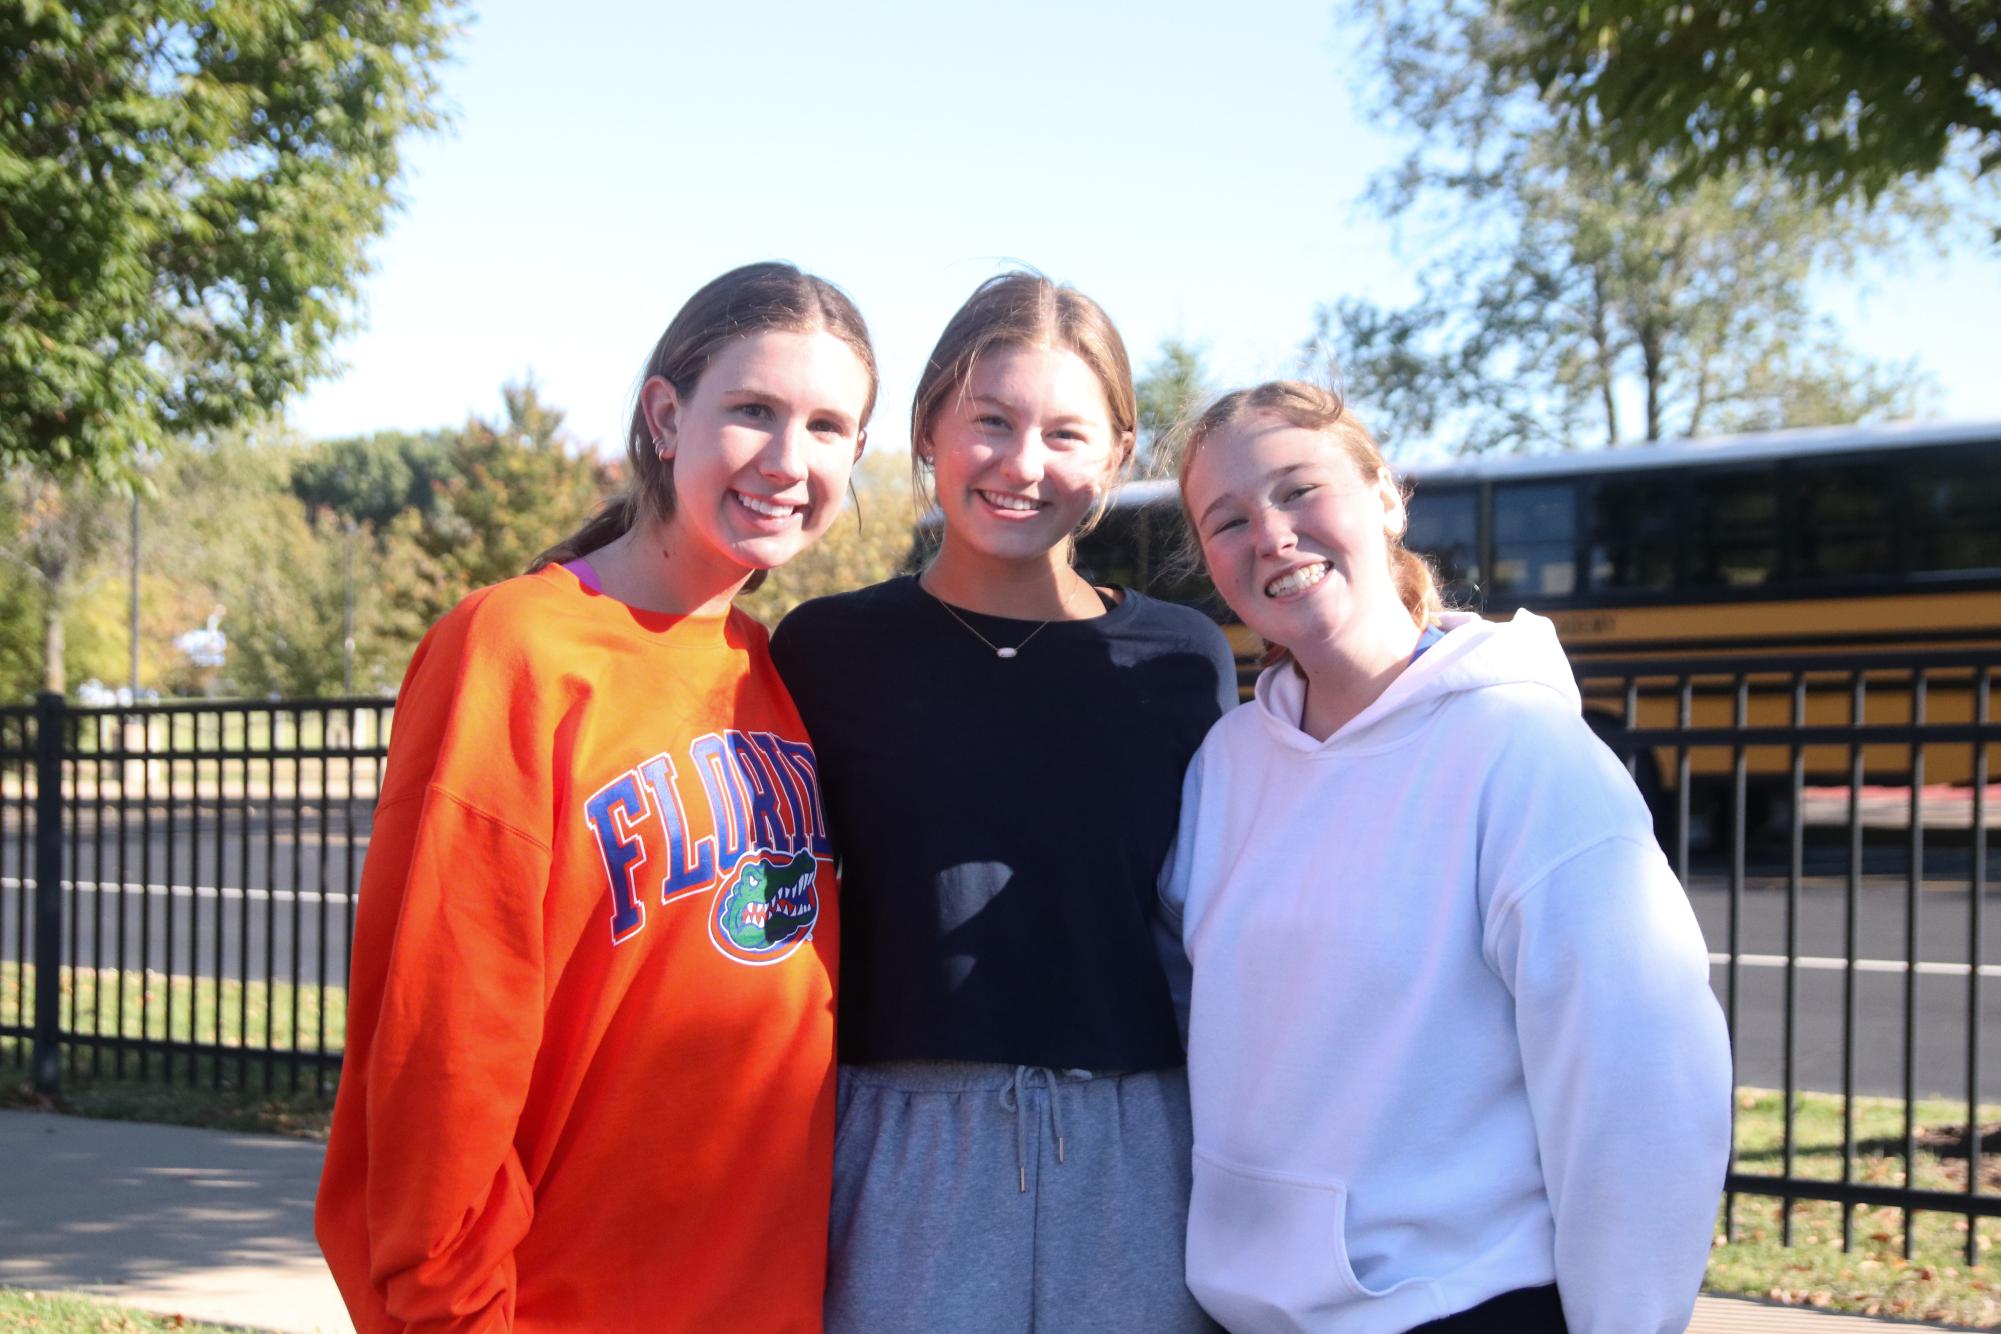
xmin=316 ymin=263 xmax=877 ymax=1333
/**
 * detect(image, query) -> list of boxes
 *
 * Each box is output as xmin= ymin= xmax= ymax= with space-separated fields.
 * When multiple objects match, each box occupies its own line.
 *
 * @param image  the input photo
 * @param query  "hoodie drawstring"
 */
xmin=997 ymin=1066 xmax=1090 ymax=1192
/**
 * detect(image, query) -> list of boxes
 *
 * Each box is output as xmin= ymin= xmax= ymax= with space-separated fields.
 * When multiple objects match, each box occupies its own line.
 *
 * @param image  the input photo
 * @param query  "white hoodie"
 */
xmin=1161 ymin=611 xmax=1731 ymax=1334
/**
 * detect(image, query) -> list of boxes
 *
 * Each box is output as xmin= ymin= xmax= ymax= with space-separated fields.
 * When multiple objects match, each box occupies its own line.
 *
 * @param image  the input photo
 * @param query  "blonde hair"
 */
xmin=1174 ymin=381 xmax=1441 ymax=663
xmin=909 ymin=272 xmax=1137 ymax=544
xmin=532 ymin=262 xmax=877 ymax=588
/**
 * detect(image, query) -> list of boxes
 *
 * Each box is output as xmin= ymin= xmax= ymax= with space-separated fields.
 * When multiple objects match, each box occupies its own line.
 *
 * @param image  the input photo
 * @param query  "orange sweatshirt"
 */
xmin=317 ymin=565 xmax=838 ymax=1333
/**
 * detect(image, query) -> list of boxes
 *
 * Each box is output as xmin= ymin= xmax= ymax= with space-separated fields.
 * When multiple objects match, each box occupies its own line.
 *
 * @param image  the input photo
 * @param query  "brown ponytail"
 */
xmin=531 ymin=262 xmax=878 ymax=578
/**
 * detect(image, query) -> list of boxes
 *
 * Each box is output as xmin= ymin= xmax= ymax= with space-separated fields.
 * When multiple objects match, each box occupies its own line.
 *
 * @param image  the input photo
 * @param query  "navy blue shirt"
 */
xmin=771 ymin=576 xmax=1237 ymax=1071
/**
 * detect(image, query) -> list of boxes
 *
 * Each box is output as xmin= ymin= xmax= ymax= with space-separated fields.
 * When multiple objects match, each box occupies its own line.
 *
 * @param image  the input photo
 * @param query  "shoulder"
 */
xmin=769 ymin=577 xmax=922 ymax=689
xmin=407 ymin=570 xmax=574 ymax=682
xmin=1121 ymin=592 xmax=1230 ymax=643
xmin=774 ymin=578 xmax=917 ymax=645
xmin=1441 ymin=682 xmax=1654 ymax=849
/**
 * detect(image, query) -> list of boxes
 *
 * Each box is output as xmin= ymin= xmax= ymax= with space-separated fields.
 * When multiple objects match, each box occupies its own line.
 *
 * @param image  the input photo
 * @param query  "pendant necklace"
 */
xmin=927 ymin=591 xmax=1052 ymax=660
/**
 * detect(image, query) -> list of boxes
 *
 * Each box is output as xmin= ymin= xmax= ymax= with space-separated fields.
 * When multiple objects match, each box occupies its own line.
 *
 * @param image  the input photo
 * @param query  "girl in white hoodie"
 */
xmin=1163 ymin=381 xmax=1732 ymax=1334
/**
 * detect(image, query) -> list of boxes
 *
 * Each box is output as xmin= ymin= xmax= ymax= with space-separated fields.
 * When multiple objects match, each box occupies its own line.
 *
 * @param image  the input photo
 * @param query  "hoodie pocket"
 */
xmin=1187 ymin=1149 xmax=1401 ymax=1332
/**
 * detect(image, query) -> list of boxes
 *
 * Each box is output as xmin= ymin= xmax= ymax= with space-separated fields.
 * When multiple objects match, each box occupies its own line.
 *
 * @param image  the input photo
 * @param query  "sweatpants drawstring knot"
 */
xmin=997 ymin=1066 xmax=1092 ymax=1192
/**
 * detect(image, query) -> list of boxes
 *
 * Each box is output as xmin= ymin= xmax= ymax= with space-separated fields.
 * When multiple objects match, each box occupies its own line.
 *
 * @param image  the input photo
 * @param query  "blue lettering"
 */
xmin=730 ymin=732 xmax=791 ymax=854
xmin=774 ymin=737 xmax=832 ymax=859
xmin=691 ymin=733 xmax=751 ymax=874
xmin=583 ymin=771 xmax=651 ymax=945
xmin=638 ymin=753 xmax=714 ymax=900
xmin=752 ymin=733 xmax=809 ymax=852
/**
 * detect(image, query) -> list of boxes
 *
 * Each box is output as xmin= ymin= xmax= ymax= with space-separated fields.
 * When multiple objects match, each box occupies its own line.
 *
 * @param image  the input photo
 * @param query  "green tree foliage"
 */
xmin=1493 ymin=0 xmax=2001 ymax=203
xmin=142 ymin=434 xmax=427 ymax=697
xmin=1135 ymin=338 xmax=1212 ymax=461
xmin=1328 ymin=0 xmax=1940 ymax=454
xmin=291 ymin=428 xmax=452 ymax=530
xmin=0 ymin=468 xmax=126 ymax=689
xmin=386 ymin=381 xmax=617 ymax=632
xmin=0 ymin=0 xmax=460 ymax=479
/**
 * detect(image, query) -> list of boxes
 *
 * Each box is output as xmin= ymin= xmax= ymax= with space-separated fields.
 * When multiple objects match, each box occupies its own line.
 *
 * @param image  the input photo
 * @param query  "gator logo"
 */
xmin=708 ymin=849 xmax=820 ymax=965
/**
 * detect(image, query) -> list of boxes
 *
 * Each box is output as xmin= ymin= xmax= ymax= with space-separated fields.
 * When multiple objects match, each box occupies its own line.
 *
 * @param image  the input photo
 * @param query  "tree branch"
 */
xmin=1923 ymin=0 xmax=2001 ymax=94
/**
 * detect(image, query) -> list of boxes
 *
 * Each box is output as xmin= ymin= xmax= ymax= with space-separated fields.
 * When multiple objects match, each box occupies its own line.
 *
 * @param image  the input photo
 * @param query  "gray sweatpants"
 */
xmin=825 ymin=1061 xmax=1220 ymax=1334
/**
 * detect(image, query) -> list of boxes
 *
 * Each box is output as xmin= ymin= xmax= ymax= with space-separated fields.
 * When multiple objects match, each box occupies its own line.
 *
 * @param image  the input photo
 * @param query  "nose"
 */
xmin=1251 ymin=505 xmax=1296 ymax=558
xmin=758 ymin=416 xmax=810 ymax=485
xmin=995 ymin=429 xmax=1047 ymax=486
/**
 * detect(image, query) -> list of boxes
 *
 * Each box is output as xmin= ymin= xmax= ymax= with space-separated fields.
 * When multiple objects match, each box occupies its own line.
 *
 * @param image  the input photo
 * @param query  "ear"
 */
xmin=1377 ymin=470 xmax=1407 ymax=538
xmin=853 ymin=428 xmax=868 ymax=463
xmin=639 ymin=376 xmax=681 ymax=460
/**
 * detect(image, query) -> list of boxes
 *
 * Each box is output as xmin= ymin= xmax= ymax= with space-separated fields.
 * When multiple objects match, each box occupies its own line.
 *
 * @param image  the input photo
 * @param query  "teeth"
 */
xmin=1265 ymin=563 xmax=1329 ymax=598
xmin=979 ymin=491 xmax=1042 ymax=512
xmin=737 ymin=493 xmax=798 ymax=519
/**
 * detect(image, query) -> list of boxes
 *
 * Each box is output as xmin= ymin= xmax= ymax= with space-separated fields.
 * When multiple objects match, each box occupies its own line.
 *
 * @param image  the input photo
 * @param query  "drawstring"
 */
xmin=996 ymin=1066 xmax=1090 ymax=1193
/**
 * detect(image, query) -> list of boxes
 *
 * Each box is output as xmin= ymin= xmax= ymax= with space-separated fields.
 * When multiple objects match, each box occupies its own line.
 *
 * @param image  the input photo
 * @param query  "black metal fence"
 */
xmin=2 ymin=650 xmax=1999 ymax=1260
xmin=0 ymin=692 xmax=391 ymax=1098
xmin=1578 ymin=645 xmax=1999 ymax=1262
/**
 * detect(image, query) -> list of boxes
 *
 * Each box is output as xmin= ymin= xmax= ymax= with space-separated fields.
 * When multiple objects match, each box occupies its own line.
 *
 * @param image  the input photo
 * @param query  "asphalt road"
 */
xmin=6 ymin=812 xmax=2001 ymax=1100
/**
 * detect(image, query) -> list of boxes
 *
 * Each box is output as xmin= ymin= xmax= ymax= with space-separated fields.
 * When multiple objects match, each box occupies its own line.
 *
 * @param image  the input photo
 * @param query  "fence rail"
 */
xmin=1578 ymin=646 xmax=1999 ymax=1263
xmin=0 ymin=692 xmax=391 ymax=1098
xmin=2 ymin=648 xmax=1999 ymax=1263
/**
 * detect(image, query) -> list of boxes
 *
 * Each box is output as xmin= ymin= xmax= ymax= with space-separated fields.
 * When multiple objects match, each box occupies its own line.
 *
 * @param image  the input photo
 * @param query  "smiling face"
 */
xmin=924 ymin=342 xmax=1123 ymax=572
xmin=1185 ymin=413 xmax=1410 ymax=661
xmin=644 ymin=328 xmax=871 ymax=590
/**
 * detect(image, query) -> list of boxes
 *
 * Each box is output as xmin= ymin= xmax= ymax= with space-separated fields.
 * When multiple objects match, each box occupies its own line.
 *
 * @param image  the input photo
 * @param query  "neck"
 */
xmin=1290 ymin=604 xmax=1425 ymax=742
xmin=921 ymin=535 xmax=1103 ymax=620
xmin=588 ymin=515 xmax=747 ymax=617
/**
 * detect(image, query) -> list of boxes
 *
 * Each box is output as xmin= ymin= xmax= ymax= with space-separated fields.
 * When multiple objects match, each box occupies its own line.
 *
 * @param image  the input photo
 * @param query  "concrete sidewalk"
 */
xmin=0 ymin=1108 xmax=347 ymax=1333
xmin=0 ymin=1108 xmax=1962 ymax=1333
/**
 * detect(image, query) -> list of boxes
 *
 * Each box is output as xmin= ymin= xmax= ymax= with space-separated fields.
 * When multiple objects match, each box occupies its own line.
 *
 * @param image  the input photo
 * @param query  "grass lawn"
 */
xmin=1709 ymin=1087 xmax=2001 ymax=1325
xmin=0 ymin=962 xmax=340 ymax=1139
xmin=0 ymin=1288 xmax=258 ymax=1332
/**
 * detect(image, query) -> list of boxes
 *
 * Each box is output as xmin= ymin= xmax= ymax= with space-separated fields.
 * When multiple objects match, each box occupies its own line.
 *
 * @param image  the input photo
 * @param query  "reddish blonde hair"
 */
xmin=1174 ymin=381 xmax=1441 ymax=663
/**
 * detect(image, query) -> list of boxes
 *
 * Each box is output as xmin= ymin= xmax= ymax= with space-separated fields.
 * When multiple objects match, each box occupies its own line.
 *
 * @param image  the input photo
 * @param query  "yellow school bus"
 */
xmin=1072 ymin=420 xmax=2001 ymax=825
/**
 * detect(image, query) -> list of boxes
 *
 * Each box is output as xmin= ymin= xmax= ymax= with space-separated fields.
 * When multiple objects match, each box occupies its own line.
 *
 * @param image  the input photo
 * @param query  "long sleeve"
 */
xmin=1483 ymin=833 xmax=1732 ymax=1334
xmin=318 ymin=784 xmax=551 ymax=1332
xmin=1155 ymin=746 xmax=1208 ymax=1048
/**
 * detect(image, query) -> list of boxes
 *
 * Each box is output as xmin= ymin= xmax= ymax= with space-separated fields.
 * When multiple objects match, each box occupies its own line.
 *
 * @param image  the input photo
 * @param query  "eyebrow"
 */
xmin=1197 ymin=463 xmax=1310 ymax=525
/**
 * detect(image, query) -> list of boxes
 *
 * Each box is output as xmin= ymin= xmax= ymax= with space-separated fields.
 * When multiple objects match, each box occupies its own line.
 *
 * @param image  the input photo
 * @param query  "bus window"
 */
xmin=1072 ymin=506 xmax=1151 ymax=591
xmin=1909 ymin=449 xmax=2001 ymax=574
xmin=1793 ymin=460 xmax=1897 ymax=581
xmin=1587 ymin=476 xmax=1677 ymax=592
xmin=1491 ymin=482 xmax=1577 ymax=599
xmin=1405 ymin=486 xmax=1480 ymax=593
xmin=1686 ymin=472 xmax=1778 ymax=589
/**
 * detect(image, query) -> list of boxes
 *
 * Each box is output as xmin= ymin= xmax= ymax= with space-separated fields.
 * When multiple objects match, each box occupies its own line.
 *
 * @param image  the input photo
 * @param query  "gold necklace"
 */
xmin=928 ymin=592 xmax=1052 ymax=659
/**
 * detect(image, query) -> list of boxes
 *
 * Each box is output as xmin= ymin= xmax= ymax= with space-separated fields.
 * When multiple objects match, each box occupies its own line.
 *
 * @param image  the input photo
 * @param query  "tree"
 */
xmin=386 ymin=381 xmax=617 ymax=631
xmin=291 ymin=428 xmax=453 ymax=531
xmin=1135 ymin=339 xmax=1212 ymax=461
xmin=0 ymin=469 xmax=125 ymax=689
xmin=1493 ymin=0 xmax=2001 ymax=204
xmin=1 ymin=0 xmax=460 ymax=479
xmin=1327 ymin=0 xmax=1940 ymax=454
xmin=142 ymin=429 xmax=430 ymax=697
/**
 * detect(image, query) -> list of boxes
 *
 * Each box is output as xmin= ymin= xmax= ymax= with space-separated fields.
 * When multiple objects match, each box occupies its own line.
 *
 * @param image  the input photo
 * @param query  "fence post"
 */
xmin=31 ymin=690 xmax=64 ymax=1095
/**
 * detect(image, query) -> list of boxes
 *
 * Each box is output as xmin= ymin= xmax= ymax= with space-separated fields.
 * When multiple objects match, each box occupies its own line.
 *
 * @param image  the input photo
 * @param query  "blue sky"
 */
xmin=288 ymin=0 xmax=2001 ymax=463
